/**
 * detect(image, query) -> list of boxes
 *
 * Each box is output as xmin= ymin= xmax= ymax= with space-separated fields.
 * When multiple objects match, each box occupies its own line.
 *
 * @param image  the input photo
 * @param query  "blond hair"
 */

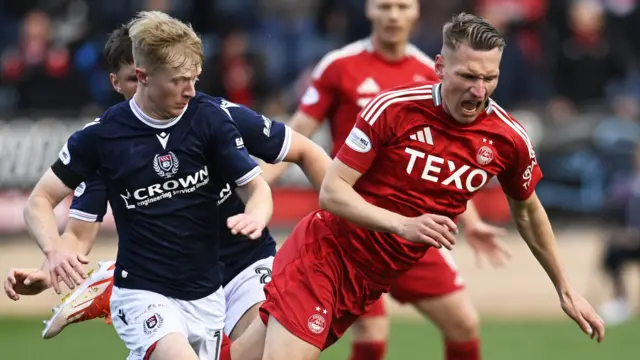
xmin=442 ymin=13 xmax=505 ymax=52
xmin=127 ymin=11 xmax=203 ymax=73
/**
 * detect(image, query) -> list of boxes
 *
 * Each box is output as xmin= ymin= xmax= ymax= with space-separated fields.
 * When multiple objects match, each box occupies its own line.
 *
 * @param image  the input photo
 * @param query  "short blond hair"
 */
xmin=127 ymin=11 xmax=203 ymax=72
xmin=442 ymin=13 xmax=505 ymax=52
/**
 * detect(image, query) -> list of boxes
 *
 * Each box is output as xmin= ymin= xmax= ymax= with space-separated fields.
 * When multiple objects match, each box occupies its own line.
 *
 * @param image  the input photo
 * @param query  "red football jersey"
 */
xmin=328 ymin=82 xmax=543 ymax=279
xmin=298 ymin=38 xmax=439 ymax=156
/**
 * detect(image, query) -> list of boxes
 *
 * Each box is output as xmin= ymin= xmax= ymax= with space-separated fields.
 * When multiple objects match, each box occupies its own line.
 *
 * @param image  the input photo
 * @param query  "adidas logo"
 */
xmin=357 ymin=77 xmax=381 ymax=94
xmin=409 ymin=127 xmax=434 ymax=145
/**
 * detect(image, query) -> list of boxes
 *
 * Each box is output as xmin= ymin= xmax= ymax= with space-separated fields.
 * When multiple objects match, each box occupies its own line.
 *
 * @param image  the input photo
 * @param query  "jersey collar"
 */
xmin=431 ymin=82 xmax=493 ymax=115
xmin=129 ymin=99 xmax=189 ymax=129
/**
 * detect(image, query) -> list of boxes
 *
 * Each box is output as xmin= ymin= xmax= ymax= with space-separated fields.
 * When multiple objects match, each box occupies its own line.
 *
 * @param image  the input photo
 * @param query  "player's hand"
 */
xmin=4 ymin=268 xmax=51 ymax=300
xmin=227 ymin=214 xmax=265 ymax=240
xmin=395 ymin=214 xmax=458 ymax=250
xmin=46 ymin=249 xmax=89 ymax=294
xmin=560 ymin=289 xmax=605 ymax=343
xmin=464 ymin=221 xmax=511 ymax=268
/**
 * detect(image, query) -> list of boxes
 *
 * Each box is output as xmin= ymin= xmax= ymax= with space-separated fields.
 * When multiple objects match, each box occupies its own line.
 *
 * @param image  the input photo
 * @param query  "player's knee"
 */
xmin=351 ymin=316 xmax=390 ymax=342
xmin=150 ymin=332 xmax=198 ymax=360
xmin=444 ymin=309 xmax=480 ymax=341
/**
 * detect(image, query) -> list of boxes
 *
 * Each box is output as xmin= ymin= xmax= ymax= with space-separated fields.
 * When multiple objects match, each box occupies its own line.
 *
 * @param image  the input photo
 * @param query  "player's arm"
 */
xmin=319 ymin=99 xmax=457 ymax=247
xmin=211 ymin=105 xmax=274 ymax=238
xmin=222 ymin=102 xmax=331 ymax=190
xmin=320 ymin=159 xmax=404 ymax=232
xmin=24 ymin=124 xmax=100 ymax=292
xmin=499 ymin=127 xmax=604 ymax=341
xmin=260 ymin=111 xmax=327 ymax=188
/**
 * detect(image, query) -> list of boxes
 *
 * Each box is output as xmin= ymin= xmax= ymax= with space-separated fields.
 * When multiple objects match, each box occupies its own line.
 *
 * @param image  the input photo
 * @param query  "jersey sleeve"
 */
xmin=334 ymin=93 xmax=396 ymax=174
xmin=209 ymin=106 xmax=263 ymax=186
xmin=297 ymin=56 xmax=340 ymax=121
xmin=69 ymin=178 xmax=108 ymax=222
xmin=497 ymin=122 xmax=543 ymax=201
xmin=52 ymin=120 xmax=101 ymax=189
xmin=225 ymin=103 xmax=292 ymax=164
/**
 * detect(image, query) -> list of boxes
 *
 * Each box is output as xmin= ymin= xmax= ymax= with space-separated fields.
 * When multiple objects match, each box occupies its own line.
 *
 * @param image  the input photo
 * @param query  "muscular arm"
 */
xmin=319 ymin=159 xmax=405 ymax=233
xmin=235 ymin=176 xmax=274 ymax=227
xmin=261 ymin=111 xmax=324 ymax=186
xmin=507 ymin=192 xmax=570 ymax=295
xmin=24 ymin=169 xmax=74 ymax=256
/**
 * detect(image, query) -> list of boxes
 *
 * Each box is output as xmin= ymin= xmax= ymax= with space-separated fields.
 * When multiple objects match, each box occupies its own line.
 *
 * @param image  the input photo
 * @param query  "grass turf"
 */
xmin=0 ymin=317 xmax=636 ymax=359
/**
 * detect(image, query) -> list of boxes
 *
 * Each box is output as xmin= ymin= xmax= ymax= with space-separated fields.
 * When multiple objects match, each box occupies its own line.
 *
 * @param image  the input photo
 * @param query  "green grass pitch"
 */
xmin=0 ymin=317 xmax=637 ymax=359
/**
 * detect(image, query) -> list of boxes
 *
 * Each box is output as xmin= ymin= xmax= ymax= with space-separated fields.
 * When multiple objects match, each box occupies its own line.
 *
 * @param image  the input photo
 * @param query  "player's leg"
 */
xmin=224 ymin=256 xmax=274 ymax=340
xmin=262 ymin=315 xmax=321 ymax=360
xmin=348 ymin=299 xmax=389 ymax=360
xmin=42 ymin=260 xmax=116 ymax=339
xmin=176 ymin=286 xmax=226 ymax=359
xmin=110 ymin=286 xmax=198 ymax=360
xmin=390 ymin=248 xmax=481 ymax=360
xmin=228 ymin=316 xmax=267 ymax=360
xmin=598 ymin=237 xmax=640 ymax=325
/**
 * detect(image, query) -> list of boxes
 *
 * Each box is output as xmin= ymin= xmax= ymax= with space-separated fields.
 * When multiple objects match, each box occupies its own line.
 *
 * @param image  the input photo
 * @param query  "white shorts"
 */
xmin=110 ymin=286 xmax=225 ymax=360
xmin=223 ymin=256 xmax=274 ymax=335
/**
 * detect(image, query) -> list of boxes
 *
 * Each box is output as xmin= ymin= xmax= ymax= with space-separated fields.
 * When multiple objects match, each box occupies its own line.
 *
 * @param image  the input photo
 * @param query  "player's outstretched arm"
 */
xmin=231 ymin=176 xmax=274 ymax=239
xmin=277 ymin=131 xmax=331 ymax=190
xmin=261 ymin=111 xmax=324 ymax=186
xmin=319 ymin=159 xmax=457 ymax=248
xmin=507 ymin=192 xmax=605 ymax=342
xmin=24 ymin=169 xmax=89 ymax=294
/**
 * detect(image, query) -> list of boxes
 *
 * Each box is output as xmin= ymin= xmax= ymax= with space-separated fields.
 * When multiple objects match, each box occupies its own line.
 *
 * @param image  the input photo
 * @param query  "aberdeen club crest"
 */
xmin=153 ymin=151 xmax=179 ymax=178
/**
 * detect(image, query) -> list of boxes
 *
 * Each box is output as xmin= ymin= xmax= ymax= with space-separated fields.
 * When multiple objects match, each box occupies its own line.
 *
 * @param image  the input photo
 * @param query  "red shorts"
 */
xmin=362 ymin=247 xmax=465 ymax=317
xmin=259 ymin=211 xmax=389 ymax=350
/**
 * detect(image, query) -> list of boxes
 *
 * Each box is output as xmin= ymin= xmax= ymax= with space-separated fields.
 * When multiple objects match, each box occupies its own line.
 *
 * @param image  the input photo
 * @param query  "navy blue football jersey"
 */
xmin=69 ymin=97 xmax=289 ymax=286
xmin=54 ymin=93 xmax=263 ymax=300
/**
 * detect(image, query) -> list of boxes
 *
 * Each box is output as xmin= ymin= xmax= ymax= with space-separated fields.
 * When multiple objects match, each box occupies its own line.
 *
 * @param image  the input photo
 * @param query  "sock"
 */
xmin=349 ymin=341 xmax=387 ymax=360
xmin=219 ymin=333 xmax=232 ymax=360
xmin=445 ymin=338 xmax=480 ymax=360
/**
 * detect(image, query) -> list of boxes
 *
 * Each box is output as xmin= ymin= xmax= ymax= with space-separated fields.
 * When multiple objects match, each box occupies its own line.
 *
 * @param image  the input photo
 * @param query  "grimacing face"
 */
xmin=136 ymin=60 xmax=200 ymax=118
xmin=367 ymin=0 xmax=419 ymax=47
xmin=110 ymin=63 xmax=137 ymax=100
xmin=435 ymin=44 xmax=502 ymax=124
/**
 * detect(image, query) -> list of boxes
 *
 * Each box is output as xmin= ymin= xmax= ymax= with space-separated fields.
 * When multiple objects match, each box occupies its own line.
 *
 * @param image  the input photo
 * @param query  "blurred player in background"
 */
xmin=262 ymin=1 xmax=509 ymax=359
xmin=256 ymin=12 xmax=604 ymax=360
xmin=19 ymin=11 xmax=274 ymax=360
xmin=598 ymin=144 xmax=640 ymax=325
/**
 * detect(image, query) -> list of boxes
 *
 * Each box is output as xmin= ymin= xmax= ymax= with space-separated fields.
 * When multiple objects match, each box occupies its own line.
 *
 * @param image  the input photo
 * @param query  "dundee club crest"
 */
xmin=154 ymin=151 xmax=179 ymax=178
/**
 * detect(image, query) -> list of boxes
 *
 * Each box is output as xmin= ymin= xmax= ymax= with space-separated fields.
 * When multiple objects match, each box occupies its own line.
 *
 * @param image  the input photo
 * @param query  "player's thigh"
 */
xmin=150 ymin=333 xmax=198 ymax=360
xmin=110 ymin=286 xmax=189 ymax=360
xmin=351 ymin=298 xmax=389 ymax=342
xmin=263 ymin=315 xmax=321 ymax=360
xmin=230 ymin=316 xmax=267 ymax=360
xmin=390 ymin=247 xmax=464 ymax=303
xmin=230 ymin=301 xmax=263 ymax=340
xmin=224 ymin=256 xmax=273 ymax=338
xmin=175 ymin=286 xmax=226 ymax=360
xmin=413 ymin=289 xmax=480 ymax=341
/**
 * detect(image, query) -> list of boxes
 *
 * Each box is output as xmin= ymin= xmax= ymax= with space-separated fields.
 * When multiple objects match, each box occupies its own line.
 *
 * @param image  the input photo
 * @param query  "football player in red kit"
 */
xmin=258 ymin=12 xmax=605 ymax=360
xmin=261 ymin=1 xmax=508 ymax=360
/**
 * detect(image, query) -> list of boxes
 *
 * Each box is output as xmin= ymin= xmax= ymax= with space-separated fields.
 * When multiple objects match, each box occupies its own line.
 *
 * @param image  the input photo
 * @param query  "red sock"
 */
xmin=349 ymin=341 xmax=387 ymax=360
xmin=219 ymin=333 xmax=232 ymax=360
xmin=445 ymin=338 xmax=480 ymax=360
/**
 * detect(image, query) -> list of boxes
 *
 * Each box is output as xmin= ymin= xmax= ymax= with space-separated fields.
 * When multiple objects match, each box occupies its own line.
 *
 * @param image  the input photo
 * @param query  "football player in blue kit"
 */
xmin=19 ymin=11 xmax=277 ymax=360
xmin=4 ymin=13 xmax=329 ymax=360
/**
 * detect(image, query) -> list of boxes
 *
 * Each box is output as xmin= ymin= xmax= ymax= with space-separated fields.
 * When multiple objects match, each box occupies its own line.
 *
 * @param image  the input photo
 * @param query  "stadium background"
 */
xmin=0 ymin=0 xmax=638 ymax=358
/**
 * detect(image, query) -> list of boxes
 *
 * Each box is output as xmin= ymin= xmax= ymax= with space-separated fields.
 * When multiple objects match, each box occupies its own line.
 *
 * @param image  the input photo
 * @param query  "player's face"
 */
xmin=436 ymin=44 xmax=502 ymax=124
xmin=367 ymin=0 xmax=418 ymax=46
xmin=110 ymin=63 xmax=138 ymax=100
xmin=138 ymin=62 xmax=200 ymax=118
